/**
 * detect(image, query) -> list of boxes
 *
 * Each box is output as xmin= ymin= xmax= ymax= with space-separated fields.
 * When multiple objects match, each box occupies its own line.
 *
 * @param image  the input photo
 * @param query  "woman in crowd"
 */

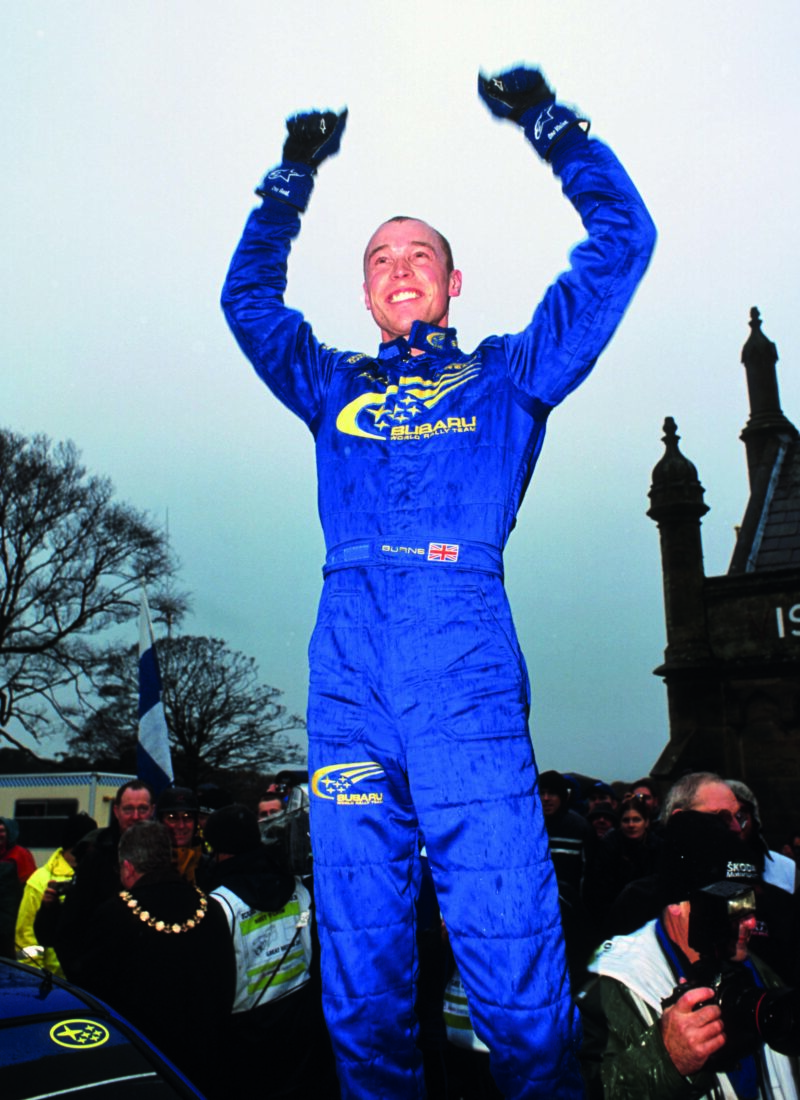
xmin=590 ymin=795 xmax=662 ymax=924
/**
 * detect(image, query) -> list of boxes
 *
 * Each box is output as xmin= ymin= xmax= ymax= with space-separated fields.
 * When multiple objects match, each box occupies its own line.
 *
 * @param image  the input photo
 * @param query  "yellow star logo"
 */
xmin=56 ymin=1024 xmax=82 ymax=1041
xmin=50 ymin=1019 xmax=110 ymax=1049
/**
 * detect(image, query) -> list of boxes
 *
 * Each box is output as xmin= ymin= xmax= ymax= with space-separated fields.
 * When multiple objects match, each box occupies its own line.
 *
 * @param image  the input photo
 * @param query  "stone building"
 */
xmin=647 ymin=308 xmax=800 ymax=838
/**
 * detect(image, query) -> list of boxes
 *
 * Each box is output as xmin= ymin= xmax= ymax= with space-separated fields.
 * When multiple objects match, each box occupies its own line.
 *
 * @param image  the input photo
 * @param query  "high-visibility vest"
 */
xmin=443 ymin=968 xmax=489 ymax=1053
xmin=211 ymin=879 xmax=312 ymax=1013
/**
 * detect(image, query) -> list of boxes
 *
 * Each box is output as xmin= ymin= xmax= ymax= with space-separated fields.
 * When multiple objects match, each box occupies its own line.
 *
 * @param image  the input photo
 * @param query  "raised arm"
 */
xmin=478 ymin=65 xmax=656 ymax=408
xmin=221 ymin=109 xmax=347 ymax=428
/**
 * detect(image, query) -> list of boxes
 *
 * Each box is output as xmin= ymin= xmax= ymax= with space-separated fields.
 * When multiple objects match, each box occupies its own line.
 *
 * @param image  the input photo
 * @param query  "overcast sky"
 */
xmin=5 ymin=1 xmax=800 ymax=781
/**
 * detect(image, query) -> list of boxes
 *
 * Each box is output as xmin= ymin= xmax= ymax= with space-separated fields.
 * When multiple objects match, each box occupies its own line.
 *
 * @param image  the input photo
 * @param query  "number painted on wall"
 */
xmin=775 ymin=604 xmax=800 ymax=638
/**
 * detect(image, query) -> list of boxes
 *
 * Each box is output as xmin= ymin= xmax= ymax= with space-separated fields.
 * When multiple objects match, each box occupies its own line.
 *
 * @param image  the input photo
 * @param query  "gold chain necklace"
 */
xmin=119 ymin=886 xmax=208 ymax=934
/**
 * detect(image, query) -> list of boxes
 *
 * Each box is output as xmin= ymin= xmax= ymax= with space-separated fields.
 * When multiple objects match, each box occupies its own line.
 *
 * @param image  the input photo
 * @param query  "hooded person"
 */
xmin=16 ymin=811 xmax=97 ymax=975
xmin=204 ymin=804 xmax=337 ymax=1099
xmin=0 ymin=816 xmax=36 ymax=884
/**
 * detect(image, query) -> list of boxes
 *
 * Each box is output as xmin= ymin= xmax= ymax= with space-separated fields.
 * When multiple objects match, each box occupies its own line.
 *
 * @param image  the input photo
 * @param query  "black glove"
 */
xmin=478 ymin=65 xmax=588 ymax=161
xmin=283 ymin=109 xmax=348 ymax=168
xmin=477 ymin=66 xmax=553 ymax=122
xmin=256 ymin=108 xmax=347 ymax=211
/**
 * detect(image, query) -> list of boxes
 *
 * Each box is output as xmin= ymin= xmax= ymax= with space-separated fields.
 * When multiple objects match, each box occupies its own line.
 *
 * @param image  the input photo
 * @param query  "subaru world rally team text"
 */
xmin=222 ymin=65 xmax=655 ymax=1100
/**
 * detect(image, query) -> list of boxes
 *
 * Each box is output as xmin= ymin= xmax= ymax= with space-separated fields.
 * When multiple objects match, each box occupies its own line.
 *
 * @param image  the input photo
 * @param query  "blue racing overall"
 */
xmin=222 ymin=129 xmax=655 ymax=1098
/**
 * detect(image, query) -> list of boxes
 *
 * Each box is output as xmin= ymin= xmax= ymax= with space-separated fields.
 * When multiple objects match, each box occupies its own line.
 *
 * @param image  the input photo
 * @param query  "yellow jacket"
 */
xmin=16 ymin=847 xmax=74 ymax=976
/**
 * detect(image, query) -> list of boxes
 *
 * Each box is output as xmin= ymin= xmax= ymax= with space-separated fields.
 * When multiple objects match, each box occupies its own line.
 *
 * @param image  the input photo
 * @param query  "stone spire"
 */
xmin=740 ymin=307 xmax=797 ymax=487
xmin=648 ymin=417 xmax=709 ymax=520
xmin=648 ymin=418 xmax=710 ymax=663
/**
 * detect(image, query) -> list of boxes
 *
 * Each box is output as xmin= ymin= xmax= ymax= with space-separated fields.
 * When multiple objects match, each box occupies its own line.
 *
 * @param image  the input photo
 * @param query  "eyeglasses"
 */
xmin=118 ymin=805 xmax=153 ymax=818
xmin=161 ymin=812 xmax=196 ymax=824
xmin=710 ymin=808 xmax=749 ymax=830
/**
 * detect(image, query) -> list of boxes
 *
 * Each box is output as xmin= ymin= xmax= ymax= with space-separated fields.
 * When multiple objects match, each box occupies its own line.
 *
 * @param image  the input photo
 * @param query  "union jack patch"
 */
xmin=428 ymin=542 xmax=459 ymax=562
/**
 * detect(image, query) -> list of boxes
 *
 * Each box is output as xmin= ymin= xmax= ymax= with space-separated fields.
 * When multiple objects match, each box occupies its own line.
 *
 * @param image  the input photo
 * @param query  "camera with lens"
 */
xmin=662 ymin=881 xmax=800 ymax=1068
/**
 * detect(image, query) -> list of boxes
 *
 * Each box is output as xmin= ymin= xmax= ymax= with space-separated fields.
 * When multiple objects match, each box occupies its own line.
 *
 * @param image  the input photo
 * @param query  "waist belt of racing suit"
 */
xmin=323 ymin=537 xmax=504 ymax=577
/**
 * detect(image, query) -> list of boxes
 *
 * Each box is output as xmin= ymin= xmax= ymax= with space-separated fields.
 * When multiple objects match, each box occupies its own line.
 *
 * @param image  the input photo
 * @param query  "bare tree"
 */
xmin=0 ymin=428 xmax=182 ymax=742
xmin=65 ymin=636 xmax=305 ymax=787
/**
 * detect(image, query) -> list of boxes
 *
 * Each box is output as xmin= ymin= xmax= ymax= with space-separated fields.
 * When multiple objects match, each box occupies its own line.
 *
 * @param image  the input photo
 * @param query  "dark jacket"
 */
xmin=34 ymin=822 xmax=122 ymax=972
xmin=206 ymin=847 xmax=338 ymax=1099
xmin=544 ymin=807 xmax=597 ymax=897
xmin=0 ymin=861 xmax=23 ymax=958
xmin=69 ymin=867 xmax=235 ymax=1094
xmin=589 ymin=828 xmax=663 ymax=919
xmin=578 ymin=919 xmax=798 ymax=1100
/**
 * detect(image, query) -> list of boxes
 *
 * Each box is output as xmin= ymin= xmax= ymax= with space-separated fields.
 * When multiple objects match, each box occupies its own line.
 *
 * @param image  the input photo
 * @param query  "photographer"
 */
xmin=577 ymin=812 xmax=800 ymax=1099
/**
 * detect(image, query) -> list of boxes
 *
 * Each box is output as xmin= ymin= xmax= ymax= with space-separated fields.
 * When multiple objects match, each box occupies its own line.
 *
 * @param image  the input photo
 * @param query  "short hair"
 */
xmin=661 ymin=772 xmax=725 ymax=821
xmin=630 ymin=778 xmax=659 ymax=801
xmin=726 ymin=779 xmax=757 ymax=815
xmin=119 ymin=821 xmax=172 ymax=876
xmin=372 ymin=216 xmax=455 ymax=275
xmin=115 ymin=779 xmax=155 ymax=807
xmin=620 ymin=794 xmax=651 ymax=822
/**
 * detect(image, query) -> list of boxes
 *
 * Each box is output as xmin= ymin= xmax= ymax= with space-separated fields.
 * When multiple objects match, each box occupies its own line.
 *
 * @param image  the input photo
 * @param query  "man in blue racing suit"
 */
xmin=222 ymin=65 xmax=656 ymax=1100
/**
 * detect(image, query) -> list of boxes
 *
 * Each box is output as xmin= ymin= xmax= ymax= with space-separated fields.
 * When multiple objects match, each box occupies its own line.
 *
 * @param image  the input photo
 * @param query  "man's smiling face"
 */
xmin=363 ymin=218 xmax=462 ymax=345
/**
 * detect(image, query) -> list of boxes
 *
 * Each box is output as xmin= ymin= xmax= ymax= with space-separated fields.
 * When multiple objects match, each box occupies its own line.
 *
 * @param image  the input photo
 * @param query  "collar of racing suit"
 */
xmin=377 ymin=321 xmax=460 ymax=361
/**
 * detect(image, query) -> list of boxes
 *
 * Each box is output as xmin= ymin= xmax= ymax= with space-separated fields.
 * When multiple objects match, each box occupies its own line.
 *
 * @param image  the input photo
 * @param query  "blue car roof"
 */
xmin=0 ymin=958 xmax=205 ymax=1098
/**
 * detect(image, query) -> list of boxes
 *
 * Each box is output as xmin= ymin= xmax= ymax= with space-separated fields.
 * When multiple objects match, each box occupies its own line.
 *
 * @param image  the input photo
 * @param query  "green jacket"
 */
xmin=577 ymin=919 xmax=799 ymax=1100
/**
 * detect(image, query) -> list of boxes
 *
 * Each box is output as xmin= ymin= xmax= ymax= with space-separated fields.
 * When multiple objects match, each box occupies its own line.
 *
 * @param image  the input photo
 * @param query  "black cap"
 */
xmin=156 ymin=786 xmax=199 ymax=816
xmin=588 ymin=781 xmax=616 ymax=800
xmin=588 ymin=801 xmax=618 ymax=824
xmin=538 ymin=770 xmax=570 ymax=802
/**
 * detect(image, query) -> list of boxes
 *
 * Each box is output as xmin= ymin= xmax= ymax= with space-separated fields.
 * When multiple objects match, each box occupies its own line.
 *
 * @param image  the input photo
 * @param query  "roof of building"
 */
xmin=744 ymin=436 xmax=800 ymax=571
xmin=729 ymin=308 xmax=800 ymax=575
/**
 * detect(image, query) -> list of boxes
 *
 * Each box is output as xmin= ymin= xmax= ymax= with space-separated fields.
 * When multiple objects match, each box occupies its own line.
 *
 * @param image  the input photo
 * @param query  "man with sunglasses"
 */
xmin=156 ymin=786 xmax=203 ymax=884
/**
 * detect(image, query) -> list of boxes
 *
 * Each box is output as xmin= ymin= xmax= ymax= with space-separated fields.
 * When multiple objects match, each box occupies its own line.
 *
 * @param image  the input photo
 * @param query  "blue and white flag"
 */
xmin=137 ymin=590 xmax=173 ymax=795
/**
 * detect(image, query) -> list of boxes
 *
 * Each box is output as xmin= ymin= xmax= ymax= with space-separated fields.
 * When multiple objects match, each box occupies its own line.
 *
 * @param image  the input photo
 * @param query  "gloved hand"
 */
xmin=283 ymin=108 xmax=348 ymax=168
xmin=478 ymin=65 xmax=587 ymax=162
xmin=256 ymin=107 xmax=347 ymax=211
xmin=477 ymin=66 xmax=553 ymax=122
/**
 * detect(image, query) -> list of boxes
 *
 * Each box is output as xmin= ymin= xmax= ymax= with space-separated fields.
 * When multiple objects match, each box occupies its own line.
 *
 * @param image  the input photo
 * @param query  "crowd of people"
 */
xmin=1 ymin=773 xmax=337 ymax=1098
xmin=2 ymin=767 xmax=800 ymax=1099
